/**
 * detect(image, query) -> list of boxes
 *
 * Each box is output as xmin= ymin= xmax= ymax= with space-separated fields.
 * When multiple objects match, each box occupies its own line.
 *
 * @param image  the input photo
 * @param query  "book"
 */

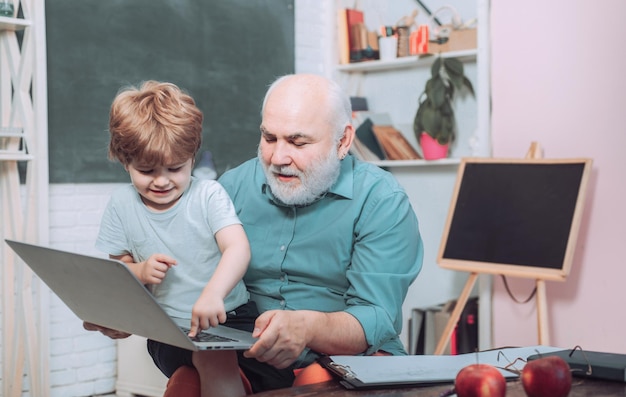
xmin=434 ymin=300 xmax=455 ymax=355
xmin=423 ymin=305 xmax=440 ymax=355
xmin=456 ymin=297 xmax=479 ymax=355
xmin=408 ymin=308 xmax=425 ymax=355
xmin=527 ymin=349 xmax=626 ymax=382
xmin=354 ymin=118 xmax=385 ymax=160
xmin=371 ymin=125 xmax=422 ymax=160
xmin=338 ymin=8 xmax=378 ymax=63
xmin=337 ymin=9 xmax=350 ymax=65
xmin=350 ymin=136 xmax=382 ymax=162
xmin=345 ymin=9 xmax=364 ymax=62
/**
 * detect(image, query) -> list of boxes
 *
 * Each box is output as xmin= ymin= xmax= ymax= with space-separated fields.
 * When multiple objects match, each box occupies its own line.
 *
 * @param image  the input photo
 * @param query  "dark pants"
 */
xmin=147 ymin=301 xmax=295 ymax=393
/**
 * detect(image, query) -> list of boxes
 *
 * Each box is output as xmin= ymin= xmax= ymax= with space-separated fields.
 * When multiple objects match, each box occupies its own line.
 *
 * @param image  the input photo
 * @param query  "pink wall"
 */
xmin=490 ymin=0 xmax=626 ymax=353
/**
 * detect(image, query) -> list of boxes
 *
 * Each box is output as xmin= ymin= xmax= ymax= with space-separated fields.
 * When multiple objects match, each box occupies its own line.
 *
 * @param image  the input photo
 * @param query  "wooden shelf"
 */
xmin=0 ymin=16 xmax=31 ymax=31
xmin=336 ymin=49 xmax=477 ymax=73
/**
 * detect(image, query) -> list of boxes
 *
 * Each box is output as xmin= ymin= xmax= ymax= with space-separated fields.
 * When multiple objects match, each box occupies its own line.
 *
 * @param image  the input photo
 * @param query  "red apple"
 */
xmin=455 ymin=363 xmax=507 ymax=397
xmin=521 ymin=355 xmax=572 ymax=397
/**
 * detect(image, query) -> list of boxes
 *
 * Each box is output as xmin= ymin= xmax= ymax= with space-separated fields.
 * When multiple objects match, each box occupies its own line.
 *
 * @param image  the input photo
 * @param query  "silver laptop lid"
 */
xmin=5 ymin=239 xmax=256 ymax=351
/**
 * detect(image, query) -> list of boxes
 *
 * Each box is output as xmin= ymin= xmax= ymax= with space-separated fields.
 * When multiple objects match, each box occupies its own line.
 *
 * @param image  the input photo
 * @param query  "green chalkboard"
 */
xmin=46 ymin=0 xmax=294 ymax=183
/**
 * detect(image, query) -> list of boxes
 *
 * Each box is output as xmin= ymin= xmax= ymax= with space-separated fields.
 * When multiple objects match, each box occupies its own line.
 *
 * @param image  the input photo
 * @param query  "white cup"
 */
xmin=379 ymin=36 xmax=398 ymax=61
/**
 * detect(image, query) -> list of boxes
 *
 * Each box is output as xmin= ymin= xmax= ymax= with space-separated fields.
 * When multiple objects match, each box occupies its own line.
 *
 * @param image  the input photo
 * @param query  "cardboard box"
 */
xmin=428 ymin=26 xmax=477 ymax=54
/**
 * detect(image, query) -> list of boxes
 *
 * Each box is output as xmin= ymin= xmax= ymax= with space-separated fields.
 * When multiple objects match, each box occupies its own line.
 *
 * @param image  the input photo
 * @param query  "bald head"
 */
xmin=261 ymin=74 xmax=352 ymax=141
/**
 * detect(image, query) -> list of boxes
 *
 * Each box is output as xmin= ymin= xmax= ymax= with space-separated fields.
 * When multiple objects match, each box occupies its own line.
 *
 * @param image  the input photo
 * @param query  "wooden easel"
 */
xmin=434 ymin=142 xmax=551 ymax=355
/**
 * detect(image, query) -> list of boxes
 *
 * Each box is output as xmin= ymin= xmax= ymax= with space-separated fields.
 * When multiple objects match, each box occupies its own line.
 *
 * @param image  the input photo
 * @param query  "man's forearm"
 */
xmin=304 ymin=310 xmax=368 ymax=355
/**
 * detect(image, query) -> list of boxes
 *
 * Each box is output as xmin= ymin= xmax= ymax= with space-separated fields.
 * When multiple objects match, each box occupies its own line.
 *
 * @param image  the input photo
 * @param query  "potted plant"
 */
xmin=413 ymin=56 xmax=475 ymax=160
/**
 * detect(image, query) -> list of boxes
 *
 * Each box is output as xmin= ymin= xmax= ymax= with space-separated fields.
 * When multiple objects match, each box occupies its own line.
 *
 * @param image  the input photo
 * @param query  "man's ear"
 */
xmin=338 ymin=124 xmax=355 ymax=159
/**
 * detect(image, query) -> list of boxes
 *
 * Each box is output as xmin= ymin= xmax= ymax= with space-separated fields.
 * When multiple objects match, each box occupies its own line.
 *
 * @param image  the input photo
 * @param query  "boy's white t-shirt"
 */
xmin=96 ymin=177 xmax=249 ymax=320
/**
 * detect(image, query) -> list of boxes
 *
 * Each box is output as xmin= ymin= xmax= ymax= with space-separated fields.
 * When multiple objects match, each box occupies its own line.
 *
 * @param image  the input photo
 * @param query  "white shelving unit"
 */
xmin=337 ymin=49 xmax=477 ymax=73
xmin=333 ymin=0 xmax=493 ymax=350
xmin=0 ymin=1 xmax=50 ymax=395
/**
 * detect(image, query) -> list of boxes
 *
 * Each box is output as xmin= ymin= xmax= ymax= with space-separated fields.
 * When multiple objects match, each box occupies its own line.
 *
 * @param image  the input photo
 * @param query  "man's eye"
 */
xmin=291 ymin=141 xmax=307 ymax=147
xmin=264 ymin=136 xmax=277 ymax=143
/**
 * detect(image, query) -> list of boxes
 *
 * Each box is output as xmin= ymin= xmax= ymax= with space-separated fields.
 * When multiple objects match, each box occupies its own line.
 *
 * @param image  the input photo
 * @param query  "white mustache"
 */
xmin=269 ymin=166 xmax=300 ymax=177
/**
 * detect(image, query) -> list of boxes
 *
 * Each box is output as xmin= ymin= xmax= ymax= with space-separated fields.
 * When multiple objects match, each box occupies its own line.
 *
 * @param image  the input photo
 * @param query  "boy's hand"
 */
xmin=188 ymin=292 xmax=227 ymax=337
xmin=138 ymin=253 xmax=176 ymax=284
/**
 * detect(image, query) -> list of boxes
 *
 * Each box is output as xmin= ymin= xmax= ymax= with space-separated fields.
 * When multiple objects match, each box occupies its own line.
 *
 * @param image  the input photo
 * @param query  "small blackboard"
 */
xmin=46 ymin=0 xmax=294 ymax=183
xmin=438 ymin=157 xmax=592 ymax=281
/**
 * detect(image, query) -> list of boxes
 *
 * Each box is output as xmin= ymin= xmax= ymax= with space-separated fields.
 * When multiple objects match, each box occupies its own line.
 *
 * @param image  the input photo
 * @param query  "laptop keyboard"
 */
xmin=181 ymin=328 xmax=237 ymax=343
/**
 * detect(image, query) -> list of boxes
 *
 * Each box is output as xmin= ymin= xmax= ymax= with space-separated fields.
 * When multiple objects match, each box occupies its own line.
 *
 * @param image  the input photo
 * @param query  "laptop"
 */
xmin=5 ymin=239 xmax=258 ymax=351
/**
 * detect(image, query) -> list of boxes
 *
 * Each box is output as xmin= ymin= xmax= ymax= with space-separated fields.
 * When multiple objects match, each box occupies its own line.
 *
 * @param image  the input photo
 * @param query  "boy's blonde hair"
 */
xmin=108 ymin=80 xmax=203 ymax=166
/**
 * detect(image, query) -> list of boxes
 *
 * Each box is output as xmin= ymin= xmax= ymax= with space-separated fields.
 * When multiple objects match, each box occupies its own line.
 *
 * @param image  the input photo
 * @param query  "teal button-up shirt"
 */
xmin=219 ymin=156 xmax=423 ymax=366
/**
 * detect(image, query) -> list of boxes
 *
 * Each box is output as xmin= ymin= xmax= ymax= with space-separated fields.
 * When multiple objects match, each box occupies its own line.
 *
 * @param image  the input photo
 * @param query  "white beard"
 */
xmin=259 ymin=147 xmax=341 ymax=206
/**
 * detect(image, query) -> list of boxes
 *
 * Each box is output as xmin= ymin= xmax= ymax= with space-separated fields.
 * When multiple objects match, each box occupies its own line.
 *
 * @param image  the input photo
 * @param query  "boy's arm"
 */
xmin=188 ymin=223 xmax=250 ymax=336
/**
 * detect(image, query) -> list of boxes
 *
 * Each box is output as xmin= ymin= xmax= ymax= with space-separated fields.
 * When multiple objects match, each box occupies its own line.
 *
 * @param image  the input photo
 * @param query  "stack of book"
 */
xmin=337 ymin=8 xmax=379 ymax=64
xmin=350 ymin=110 xmax=422 ymax=162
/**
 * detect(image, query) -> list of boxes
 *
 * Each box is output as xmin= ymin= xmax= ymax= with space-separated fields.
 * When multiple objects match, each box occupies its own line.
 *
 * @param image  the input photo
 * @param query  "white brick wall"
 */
xmin=47 ymin=184 xmax=122 ymax=397
xmin=41 ymin=1 xmax=330 ymax=395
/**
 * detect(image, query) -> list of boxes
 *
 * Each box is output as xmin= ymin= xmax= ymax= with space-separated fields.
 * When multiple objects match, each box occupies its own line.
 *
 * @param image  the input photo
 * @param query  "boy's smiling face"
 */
xmin=126 ymin=157 xmax=194 ymax=212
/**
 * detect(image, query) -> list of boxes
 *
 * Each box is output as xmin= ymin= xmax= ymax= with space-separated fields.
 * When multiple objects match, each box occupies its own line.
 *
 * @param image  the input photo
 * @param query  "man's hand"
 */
xmin=243 ymin=309 xmax=368 ymax=369
xmin=83 ymin=322 xmax=131 ymax=339
xmin=243 ymin=310 xmax=310 ymax=369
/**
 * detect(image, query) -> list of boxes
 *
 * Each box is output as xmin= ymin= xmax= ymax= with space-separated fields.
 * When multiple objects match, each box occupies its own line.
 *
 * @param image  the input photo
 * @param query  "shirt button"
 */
xmin=280 ymin=245 xmax=286 ymax=251
xmin=279 ymin=300 xmax=285 ymax=307
xmin=280 ymin=276 xmax=285 ymax=282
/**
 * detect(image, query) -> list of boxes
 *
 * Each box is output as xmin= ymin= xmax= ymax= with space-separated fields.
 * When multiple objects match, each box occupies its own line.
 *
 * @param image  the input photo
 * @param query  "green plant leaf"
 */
xmin=448 ymin=73 xmax=465 ymax=92
xmin=443 ymin=57 xmax=464 ymax=78
xmin=421 ymin=105 xmax=442 ymax=135
xmin=463 ymin=76 xmax=475 ymax=97
xmin=430 ymin=77 xmax=447 ymax=108
xmin=413 ymin=101 xmax=426 ymax=133
xmin=431 ymin=57 xmax=442 ymax=77
xmin=440 ymin=100 xmax=454 ymax=117
xmin=439 ymin=116 xmax=455 ymax=144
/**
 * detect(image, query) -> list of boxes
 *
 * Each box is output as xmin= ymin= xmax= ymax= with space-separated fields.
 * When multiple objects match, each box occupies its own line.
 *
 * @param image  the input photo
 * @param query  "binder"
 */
xmin=319 ymin=346 xmax=564 ymax=390
xmin=409 ymin=304 xmax=443 ymax=355
xmin=527 ymin=349 xmax=626 ymax=382
xmin=410 ymin=298 xmax=478 ymax=356
xmin=408 ymin=308 xmax=425 ymax=355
